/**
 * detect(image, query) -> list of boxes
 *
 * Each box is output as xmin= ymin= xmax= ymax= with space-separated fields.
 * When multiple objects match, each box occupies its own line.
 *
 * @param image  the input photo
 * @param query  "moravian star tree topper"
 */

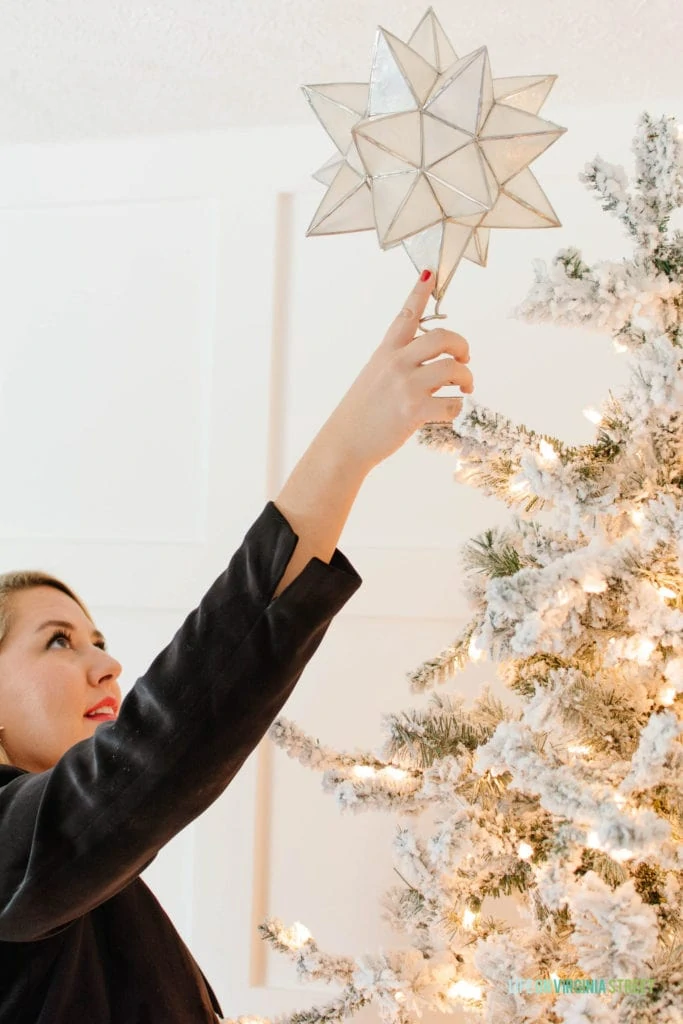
xmin=301 ymin=6 xmax=567 ymax=313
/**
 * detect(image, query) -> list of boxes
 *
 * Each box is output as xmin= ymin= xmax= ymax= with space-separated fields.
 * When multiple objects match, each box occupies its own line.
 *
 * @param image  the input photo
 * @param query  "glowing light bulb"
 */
xmin=462 ymin=908 xmax=477 ymax=930
xmin=629 ymin=509 xmax=645 ymax=526
xmin=455 ymin=458 xmax=464 ymax=472
xmin=567 ymin=744 xmax=591 ymax=755
xmin=613 ymin=792 xmax=627 ymax=807
xmin=517 ymin=841 xmax=533 ymax=860
xmin=659 ymin=685 xmax=676 ymax=706
xmin=657 ymin=586 xmax=676 ymax=600
xmin=289 ymin=922 xmax=311 ymax=948
xmin=448 ymin=980 xmax=483 ymax=1001
xmin=635 ymin=638 xmax=655 ymax=664
xmin=586 ymin=831 xmax=601 ymax=849
xmin=611 ymin=847 xmax=634 ymax=862
xmin=613 ymin=339 xmax=628 ymax=353
xmin=381 ymin=766 xmax=407 ymax=780
xmin=509 ymin=477 xmax=529 ymax=494
xmin=581 ymin=572 xmax=607 ymax=594
xmin=468 ymin=634 xmax=485 ymax=662
xmin=353 ymin=765 xmax=376 ymax=779
xmin=556 ymin=587 xmax=571 ymax=605
xmin=394 ymin=992 xmax=406 ymax=1004
xmin=538 ymin=439 xmax=558 ymax=462
xmin=583 ymin=407 xmax=603 ymax=425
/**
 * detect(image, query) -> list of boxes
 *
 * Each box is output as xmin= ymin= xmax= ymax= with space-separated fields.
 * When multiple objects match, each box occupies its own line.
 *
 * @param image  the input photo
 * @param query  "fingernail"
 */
xmin=420 ymin=269 xmax=432 ymax=282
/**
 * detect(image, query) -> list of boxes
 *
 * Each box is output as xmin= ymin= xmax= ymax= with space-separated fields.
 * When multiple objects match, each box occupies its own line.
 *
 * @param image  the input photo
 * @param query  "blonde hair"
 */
xmin=0 ymin=570 xmax=94 ymax=767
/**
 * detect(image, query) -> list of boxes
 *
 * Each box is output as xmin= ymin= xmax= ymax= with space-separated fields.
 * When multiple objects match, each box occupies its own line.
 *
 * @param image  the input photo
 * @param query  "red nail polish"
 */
xmin=420 ymin=269 xmax=432 ymax=282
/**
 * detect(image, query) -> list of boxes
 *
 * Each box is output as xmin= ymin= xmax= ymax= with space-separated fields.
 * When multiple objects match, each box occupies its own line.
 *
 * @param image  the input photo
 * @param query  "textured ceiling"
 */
xmin=0 ymin=0 xmax=679 ymax=145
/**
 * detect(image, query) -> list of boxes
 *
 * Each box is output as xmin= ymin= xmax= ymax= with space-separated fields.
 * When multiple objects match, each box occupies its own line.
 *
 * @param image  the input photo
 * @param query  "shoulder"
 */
xmin=0 ymin=765 xmax=30 ymax=788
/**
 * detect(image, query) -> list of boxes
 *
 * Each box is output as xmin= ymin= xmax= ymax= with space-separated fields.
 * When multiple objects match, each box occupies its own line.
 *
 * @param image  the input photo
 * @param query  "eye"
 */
xmin=47 ymin=628 xmax=72 ymax=649
xmin=47 ymin=628 xmax=107 ymax=652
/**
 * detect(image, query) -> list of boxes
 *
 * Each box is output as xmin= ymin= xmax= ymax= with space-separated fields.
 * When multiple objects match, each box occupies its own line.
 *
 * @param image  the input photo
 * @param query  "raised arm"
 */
xmin=272 ymin=268 xmax=471 ymax=597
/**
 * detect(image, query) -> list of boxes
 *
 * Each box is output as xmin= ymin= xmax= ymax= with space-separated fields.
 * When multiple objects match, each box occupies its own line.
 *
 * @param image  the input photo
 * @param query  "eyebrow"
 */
xmin=35 ymin=620 xmax=107 ymax=646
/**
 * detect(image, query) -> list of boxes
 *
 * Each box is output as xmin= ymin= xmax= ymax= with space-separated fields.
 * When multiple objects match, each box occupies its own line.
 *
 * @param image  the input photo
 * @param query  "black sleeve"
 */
xmin=0 ymin=500 xmax=362 ymax=942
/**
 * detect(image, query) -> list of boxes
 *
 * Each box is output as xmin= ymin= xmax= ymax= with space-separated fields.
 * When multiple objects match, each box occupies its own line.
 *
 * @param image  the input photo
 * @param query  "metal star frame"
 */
xmin=301 ymin=6 xmax=566 ymax=326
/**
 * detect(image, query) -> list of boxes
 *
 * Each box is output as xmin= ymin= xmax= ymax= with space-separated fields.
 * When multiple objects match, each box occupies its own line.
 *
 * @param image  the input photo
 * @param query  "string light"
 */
xmin=354 ymin=765 xmax=408 ymax=780
xmin=288 ymin=922 xmax=311 ymax=948
xmin=468 ymin=634 xmax=485 ymax=662
xmin=586 ymin=829 xmax=633 ymax=862
xmin=611 ymin=847 xmax=634 ymax=863
xmin=635 ymin=638 xmax=655 ymax=664
xmin=556 ymin=587 xmax=571 ymax=605
xmin=509 ymin=477 xmax=529 ymax=494
xmin=659 ymin=685 xmax=676 ymax=706
xmin=517 ymin=841 xmax=533 ymax=860
xmin=613 ymin=339 xmax=628 ymax=353
xmin=581 ymin=572 xmax=607 ymax=594
xmin=657 ymin=585 xmax=676 ymax=600
xmin=462 ymin=908 xmax=477 ymax=930
xmin=583 ymin=407 xmax=603 ymax=425
xmin=629 ymin=509 xmax=645 ymax=526
xmin=567 ymin=744 xmax=591 ymax=755
xmin=394 ymin=992 xmax=406 ymax=1003
xmin=613 ymin=792 xmax=627 ymax=807
xmin=448 ymin=980 xmax=483 ymax=1001
xmin=538 ymin=438 xmax=558 ymax=463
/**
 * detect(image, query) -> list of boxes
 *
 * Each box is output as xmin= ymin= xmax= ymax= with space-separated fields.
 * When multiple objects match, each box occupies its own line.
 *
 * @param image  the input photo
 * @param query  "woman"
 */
xmin=0 ymin=269 xmax=473 ymax=1023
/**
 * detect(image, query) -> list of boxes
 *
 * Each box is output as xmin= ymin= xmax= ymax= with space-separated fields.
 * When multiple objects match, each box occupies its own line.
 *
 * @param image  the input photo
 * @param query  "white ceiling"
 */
xmin=0 ymin=0 xmax=679 ymax=145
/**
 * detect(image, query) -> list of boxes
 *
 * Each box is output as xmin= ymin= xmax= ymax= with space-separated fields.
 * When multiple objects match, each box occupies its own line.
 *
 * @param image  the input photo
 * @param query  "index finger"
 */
xmin=384 ymin=269 xmax=435 ymax=349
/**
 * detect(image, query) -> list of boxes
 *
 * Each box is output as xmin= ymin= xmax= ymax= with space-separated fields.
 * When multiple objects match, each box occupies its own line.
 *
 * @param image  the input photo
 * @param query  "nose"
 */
xmin=88 ymin=649 xmax=123 ymax=684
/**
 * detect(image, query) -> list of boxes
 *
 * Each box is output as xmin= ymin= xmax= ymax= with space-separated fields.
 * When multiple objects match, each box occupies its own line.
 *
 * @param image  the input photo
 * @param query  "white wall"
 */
xmin=0 ymin=94 xmax=679 ymax=1019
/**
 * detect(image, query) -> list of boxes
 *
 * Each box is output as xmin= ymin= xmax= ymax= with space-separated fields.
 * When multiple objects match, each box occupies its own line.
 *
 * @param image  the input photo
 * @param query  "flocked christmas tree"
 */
xmin=228 ymin=113 xmax=683 ymax=1024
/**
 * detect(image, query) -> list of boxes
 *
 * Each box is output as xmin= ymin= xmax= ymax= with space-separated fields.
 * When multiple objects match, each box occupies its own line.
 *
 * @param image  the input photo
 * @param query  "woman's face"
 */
xmin=0 ymin=585 xmax=123 ymax=773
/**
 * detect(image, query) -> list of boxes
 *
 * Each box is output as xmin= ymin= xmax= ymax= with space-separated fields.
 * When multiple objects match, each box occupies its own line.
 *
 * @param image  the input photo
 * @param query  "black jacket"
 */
xmin=0 ymin=500 xmax=362 ymax=1022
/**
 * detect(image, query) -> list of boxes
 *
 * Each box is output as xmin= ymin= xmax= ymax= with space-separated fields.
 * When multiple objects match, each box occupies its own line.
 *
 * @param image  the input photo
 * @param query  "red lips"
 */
xmin=84 ymin=696 xmax=119 ymax=715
